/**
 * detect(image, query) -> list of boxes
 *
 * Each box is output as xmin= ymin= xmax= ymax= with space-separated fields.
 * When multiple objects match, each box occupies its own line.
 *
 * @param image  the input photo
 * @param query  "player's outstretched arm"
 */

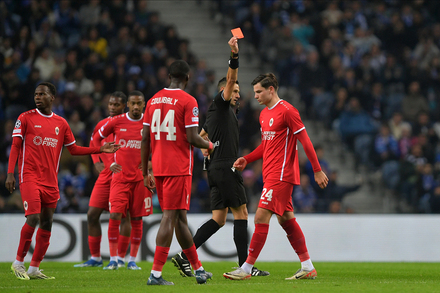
xmin=186 ymin=126 xmax=214 ymax=154
xmin=100 ymin=141 xmax=120 ymax=153
xmin=233 ymin=157 xmax=248 ymax=171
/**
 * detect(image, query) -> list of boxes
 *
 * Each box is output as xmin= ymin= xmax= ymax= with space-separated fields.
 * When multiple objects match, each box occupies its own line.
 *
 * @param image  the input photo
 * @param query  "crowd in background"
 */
xmin=2 ymin=0 xmax=440 ymax=214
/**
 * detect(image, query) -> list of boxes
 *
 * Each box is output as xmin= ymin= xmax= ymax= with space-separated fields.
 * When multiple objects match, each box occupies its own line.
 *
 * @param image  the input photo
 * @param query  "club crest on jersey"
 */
xmin=33 ymin=136 xmax=43 ymax=145
xmin=24 ymin=201 xmax=28 ymax=211
xmin=269 ymin=118 xmax=274 ymax=127
xmin=15 ymin=120 xmax=21 ymax=128
xmin=55 ymin=127 xmax=59 ymax=135
xmin=192 ymin=107 xmax=199 ymax=117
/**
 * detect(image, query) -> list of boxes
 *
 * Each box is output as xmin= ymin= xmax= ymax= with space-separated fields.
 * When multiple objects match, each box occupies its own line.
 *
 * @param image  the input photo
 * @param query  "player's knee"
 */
xmin=87 ymin=211 xmax=100 ymax=223
xmin=26 ymin=214 xmax=40 ymax=227
xmin=214 ymin=218 xmax=226 ymax=227
xmin=39 ymin=216 xmax=53 ymax=230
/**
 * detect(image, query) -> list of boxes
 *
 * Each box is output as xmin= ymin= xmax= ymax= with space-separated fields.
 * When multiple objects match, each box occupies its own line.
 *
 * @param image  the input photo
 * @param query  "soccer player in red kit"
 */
xmin=6 ymin=82 xmax=119 ymax=280
xmin=141 ymin=60 xmax=214 ymax=285
xmin=223 ymin=73 xmax=329 ymax=281
xmin=93 ymin=91 xmax=152 ymax=271
xmin=74 ymin=91 xmax=133 ymax=268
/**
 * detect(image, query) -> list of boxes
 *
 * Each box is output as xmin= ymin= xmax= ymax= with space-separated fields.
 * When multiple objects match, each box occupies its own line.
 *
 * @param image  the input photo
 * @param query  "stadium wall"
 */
xmin=1 ymin=214 xmax=439 ymax=262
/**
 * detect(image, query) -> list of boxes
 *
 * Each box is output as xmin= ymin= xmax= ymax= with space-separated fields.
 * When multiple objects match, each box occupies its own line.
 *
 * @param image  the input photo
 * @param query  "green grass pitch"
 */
xmin=1 ymin=262 xmax=440 ymax=293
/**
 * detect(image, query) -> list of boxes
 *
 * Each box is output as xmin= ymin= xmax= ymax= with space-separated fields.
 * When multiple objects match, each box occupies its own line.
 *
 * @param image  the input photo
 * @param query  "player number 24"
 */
xmin=260 ymin=188 xmax=273 ymax=201
xmin=151 ymin=109 xmax=177 ymax=141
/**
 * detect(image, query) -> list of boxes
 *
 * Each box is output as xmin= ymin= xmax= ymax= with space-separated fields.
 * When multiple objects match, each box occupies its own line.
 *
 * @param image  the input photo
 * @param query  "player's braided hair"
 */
xmin=251 ymin=73 xmax=278 ymax=91
xmin=38 ymin=82 xmax=57 ymax=96
xmin=111 ymin=91 xmax=127 ymax=104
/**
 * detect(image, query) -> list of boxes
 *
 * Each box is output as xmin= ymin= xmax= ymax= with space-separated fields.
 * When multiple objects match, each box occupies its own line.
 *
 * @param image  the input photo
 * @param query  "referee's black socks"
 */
xmin=182 ymin=219 xmax=220 ymax=261
xmin=234 ymin=219 xmax=248 ymax=266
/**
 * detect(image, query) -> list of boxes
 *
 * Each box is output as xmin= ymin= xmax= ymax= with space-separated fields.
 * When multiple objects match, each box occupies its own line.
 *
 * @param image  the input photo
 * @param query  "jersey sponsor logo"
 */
xmin=119 ymin=139 xmax=126 ymax=147
xmin=120 ymin=129 xmax=127 ymax=131
xmin=55 ymin=127 xmax=59 ymax=135
xmin=125 ymin=140 xmax=141 ymax=149
xmin=24 ymin=201 xmax=28 ymax=211
xmin=33 ymin=136 xmax=43 ymax=145
xmin=34 ymin=125 xmax=41 ymax=128
xmin=42 ymin=137 xmax=58 ymax=147
xmin=15 ymin=120 xmax=21 ymax=128
xmin=13 ymin=129 xmax=21 ymax=134
xmin=192 ymin=107 xmax=199 ymax=117
xmin=269 ymin=118 xmax=274 ymax=127
xmin=262 ymin=131 xmax=276 ymax=141
xmin=191 ymin=117 xmax=199 ymax=122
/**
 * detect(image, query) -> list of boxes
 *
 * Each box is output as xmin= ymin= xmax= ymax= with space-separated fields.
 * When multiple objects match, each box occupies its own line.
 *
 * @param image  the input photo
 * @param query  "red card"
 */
xmin=231 ymin=27 xmax=244 ymax=39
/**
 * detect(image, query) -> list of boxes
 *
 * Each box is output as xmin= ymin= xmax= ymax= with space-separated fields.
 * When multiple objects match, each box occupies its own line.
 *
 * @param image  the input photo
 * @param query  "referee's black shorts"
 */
xmin=207 ymin=159 xmax=247 ymax=210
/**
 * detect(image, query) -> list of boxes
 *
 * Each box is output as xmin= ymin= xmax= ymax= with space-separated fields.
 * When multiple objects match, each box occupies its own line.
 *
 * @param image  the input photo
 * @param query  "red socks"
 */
xmin=88 ymin=235 xmax=102 ymax=258
xmin=108 ymin=219 xmax=121 ymax=258
xmin=281 ymin=218 xmax=310 ymax=262
xmin=118 ymin=235 xmax=130 ymax=258
xmin=152 ymin=246 xmax=169 ymax=271
xmin=183 ymin=244 xmax=202 ymax=270
xmin=30 ymin=229 xmax=51 ymax=267
xmin=246 ymin=223 xmax=269 ymax=265
xmin=16 ymin=223 xmax=35 ymax=262
xmin=129 ymin=220 xmax=142 ymax=258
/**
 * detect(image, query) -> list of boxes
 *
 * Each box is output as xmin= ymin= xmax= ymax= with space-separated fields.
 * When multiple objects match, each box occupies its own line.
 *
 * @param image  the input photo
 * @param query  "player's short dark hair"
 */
xmin=251 ymin=73 xmax=278 ymax=91
xmin=217 ymin=77 xmax=239 ymax=92
xmin=128 ymin=90 xmax=145 ymax=100
xmin=169 ymin=60 xmax=190 ymax=79
xmin=37 ymin=82 xmax=57 ymax=96
xmin=111 ymin=91 xmax=127 ymax=104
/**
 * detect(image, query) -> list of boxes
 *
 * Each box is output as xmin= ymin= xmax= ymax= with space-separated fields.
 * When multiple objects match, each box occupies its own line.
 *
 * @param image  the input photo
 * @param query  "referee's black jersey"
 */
xmin=202 ymin=90 xmax=239 ymax=162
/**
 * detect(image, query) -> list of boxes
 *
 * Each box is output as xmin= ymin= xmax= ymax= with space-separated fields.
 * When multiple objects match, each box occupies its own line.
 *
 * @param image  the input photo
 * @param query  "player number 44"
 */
xmin=260 ymin=188 xmax=273 ymax=201
xmin=151 ymin=109 xmax=177 ymax=141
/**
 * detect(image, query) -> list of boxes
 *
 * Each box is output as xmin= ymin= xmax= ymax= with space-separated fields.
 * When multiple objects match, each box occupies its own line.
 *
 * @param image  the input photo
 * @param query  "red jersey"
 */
xmin=90 ymin=117 xmax=114 ymax=181
xmin=259 ymin=100 xmax=305 ymax=185
xmin=12 ymin=109 xmax=76 ymax=188
xmin=96 ymin=113 xmax=143 ymax=182
xmin=143 ymin=88 xmax=199 ymax=176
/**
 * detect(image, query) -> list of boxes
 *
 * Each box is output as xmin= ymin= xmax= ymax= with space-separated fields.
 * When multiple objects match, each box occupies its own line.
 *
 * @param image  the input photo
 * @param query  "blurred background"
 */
xmin=2 ymin=0 xmax=440 ymax=215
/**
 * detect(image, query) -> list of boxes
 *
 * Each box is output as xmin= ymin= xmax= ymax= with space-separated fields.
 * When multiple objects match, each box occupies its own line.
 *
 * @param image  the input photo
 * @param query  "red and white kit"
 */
xmin=96 ymin=113 xmax=152 ymax=217
xmin=88 ymin=116 xmax=115 ymax=210
xmin=143 ymin=88 xmax=200 ymax=210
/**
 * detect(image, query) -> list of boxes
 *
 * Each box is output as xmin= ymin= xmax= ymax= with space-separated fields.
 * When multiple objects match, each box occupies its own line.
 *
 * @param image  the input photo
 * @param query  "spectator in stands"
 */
xmin=339 ymin=97 xmax=378 ymax=168
xmin=374 ymin=123 xmax=400 ymax=190
xmin=401 ymin=81 xmax=429 ymax=123
xmin=293 ymin=174 xmax=318 ymax=213
xmin=322 ymin=171 xmax=361 ymax=213
xmin=389 ymin=112 xmax=411 ymax=140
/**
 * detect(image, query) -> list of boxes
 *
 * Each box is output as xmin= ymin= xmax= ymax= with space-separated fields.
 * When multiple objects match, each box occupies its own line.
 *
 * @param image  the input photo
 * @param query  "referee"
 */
xmin=172 ymin=36 xmax=269 ymax=277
